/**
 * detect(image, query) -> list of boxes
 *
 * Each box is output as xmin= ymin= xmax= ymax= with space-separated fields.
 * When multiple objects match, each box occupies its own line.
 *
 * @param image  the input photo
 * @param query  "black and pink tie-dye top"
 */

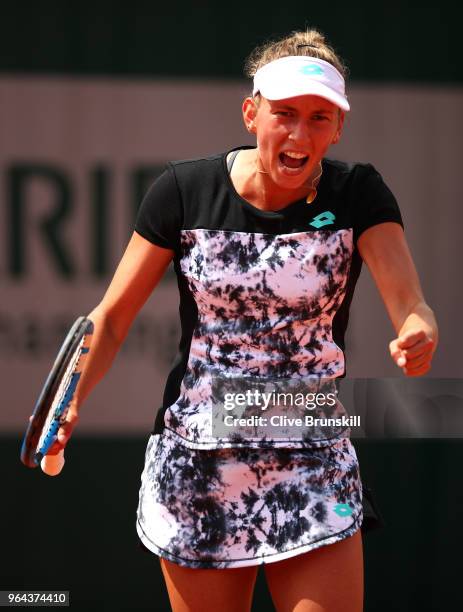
xmin=134 ymin=146 xmax=403 ymax=449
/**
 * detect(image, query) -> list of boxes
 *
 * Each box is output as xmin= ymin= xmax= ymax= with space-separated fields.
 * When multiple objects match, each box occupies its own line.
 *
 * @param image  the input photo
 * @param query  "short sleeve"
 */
xmin=134 ymin=164 xmax=183 ymax=251
xmin=352 ymin=163 xmax=404 ymax=244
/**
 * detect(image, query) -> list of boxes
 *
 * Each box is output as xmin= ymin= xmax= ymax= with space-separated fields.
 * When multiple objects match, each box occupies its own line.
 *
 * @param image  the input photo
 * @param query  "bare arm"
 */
xmin=357 ymin=222 xmax=438 ymax=376
xmin=51 ymin=231 xmax=174 ymax=450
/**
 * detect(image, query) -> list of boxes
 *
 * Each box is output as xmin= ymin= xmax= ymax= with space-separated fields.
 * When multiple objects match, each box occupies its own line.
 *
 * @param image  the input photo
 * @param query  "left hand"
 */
xmin=389 ymin=329 xmax=436 ymax=376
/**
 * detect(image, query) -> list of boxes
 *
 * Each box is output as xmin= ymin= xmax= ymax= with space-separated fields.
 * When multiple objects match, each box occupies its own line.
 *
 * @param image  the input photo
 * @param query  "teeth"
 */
xmin=284 ymin=151 xmax=308 ymax=159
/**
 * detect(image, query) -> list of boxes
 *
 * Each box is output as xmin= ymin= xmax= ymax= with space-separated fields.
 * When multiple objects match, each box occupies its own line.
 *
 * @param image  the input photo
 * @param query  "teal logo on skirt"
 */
xmin=333 ymin=503 xmax=353 ymax=517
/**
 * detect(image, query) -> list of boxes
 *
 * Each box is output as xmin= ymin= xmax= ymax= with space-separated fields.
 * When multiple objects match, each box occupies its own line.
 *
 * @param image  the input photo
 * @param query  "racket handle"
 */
xmin=41 ymin=449 xmax=65 ymax=476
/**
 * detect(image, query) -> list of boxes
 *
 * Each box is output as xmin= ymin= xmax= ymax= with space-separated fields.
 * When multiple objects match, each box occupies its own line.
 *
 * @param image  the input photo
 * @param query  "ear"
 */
xmin=331 ymin=110 xmax=345 ymax=144
xmin=242 ymin=96 xmax=258 ymax=134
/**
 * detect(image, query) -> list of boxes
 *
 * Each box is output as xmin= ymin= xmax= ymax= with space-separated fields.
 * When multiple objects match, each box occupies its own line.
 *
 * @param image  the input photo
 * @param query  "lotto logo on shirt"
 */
xmin=310 ymin=211 xmax=336 ymax=228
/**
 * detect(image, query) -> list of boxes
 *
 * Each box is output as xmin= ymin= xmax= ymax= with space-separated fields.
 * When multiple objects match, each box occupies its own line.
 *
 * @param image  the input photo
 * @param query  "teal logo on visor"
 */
xmin=300 ymin=64 xmax=324 ymax=76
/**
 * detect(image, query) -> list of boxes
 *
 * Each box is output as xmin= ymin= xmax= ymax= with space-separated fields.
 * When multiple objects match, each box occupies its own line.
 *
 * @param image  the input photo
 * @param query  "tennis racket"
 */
xmin=20 ymin=316 xmax=94 ymax=476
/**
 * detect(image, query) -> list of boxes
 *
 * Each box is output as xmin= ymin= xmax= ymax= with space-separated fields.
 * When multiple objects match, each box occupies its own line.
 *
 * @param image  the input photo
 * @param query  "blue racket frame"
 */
xmin=20 ymin=316 xmax=94 ymax=468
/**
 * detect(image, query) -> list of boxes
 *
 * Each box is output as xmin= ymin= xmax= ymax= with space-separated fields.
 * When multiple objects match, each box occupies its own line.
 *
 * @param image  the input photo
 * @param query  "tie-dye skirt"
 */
xmin=136 ymin=429 xmax=363 ymax=569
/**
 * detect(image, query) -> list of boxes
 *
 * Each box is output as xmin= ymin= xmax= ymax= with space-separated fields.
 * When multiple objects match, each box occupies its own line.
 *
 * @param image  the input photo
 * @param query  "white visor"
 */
xmin=253 ymin=56 xmax=350 ymax=111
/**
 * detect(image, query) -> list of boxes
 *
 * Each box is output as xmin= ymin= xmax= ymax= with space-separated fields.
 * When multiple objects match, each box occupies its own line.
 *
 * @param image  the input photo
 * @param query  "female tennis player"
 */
xmin=48 ymin=29 xmax=438 ymax=612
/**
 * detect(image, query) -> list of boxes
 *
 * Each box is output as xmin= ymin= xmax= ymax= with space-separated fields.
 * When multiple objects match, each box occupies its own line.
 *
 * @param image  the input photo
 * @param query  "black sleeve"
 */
xmin=352 ymin=163 xmax=404 ymax=244
xmin=134 ymin=163 xmax=183 ymax=251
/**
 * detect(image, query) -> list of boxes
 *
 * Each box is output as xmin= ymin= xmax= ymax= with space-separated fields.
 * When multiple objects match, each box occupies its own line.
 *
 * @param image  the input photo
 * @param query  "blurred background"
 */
xmin=1 ymin=2 xmax=462 ymax=610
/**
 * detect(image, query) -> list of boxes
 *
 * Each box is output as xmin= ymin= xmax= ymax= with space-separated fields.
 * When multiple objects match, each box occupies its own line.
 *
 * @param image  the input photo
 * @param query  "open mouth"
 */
xmin=279 ymin=151 xmax=309 ymax=169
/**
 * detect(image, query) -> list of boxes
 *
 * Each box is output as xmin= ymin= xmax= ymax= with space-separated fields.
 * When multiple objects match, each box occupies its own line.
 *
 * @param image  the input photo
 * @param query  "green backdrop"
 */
xmin=0 ymin=1 xmax=461 ymax=81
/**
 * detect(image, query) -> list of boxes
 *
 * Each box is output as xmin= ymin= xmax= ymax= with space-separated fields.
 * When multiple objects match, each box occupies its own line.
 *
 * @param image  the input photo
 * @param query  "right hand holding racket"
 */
xmin=21 ymin=316 xmax=93 ymax=477
xmin=40 ymin=408 xmax=79 ymax=475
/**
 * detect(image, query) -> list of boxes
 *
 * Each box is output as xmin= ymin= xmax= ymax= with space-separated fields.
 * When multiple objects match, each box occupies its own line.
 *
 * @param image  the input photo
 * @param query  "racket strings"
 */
xmin=37 ymin=334 xmax=86 ymax=452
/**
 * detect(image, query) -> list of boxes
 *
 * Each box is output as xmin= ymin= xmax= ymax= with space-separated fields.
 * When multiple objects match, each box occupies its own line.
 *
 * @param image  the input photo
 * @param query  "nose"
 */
xmin=288 ymin=120 xmax=312 ymax=147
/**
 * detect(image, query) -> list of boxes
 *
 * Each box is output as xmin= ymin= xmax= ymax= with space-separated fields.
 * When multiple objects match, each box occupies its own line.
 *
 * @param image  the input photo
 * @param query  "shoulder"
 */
xmin=168 ymin=146 xmax=254 ymax=182
xmin=323 ymin=158 xmax=383 ymax=193
xmin=322 ymin=160 xmax=403 ymax=243
xmin=169 ymin=151 xmax=226 ymax=180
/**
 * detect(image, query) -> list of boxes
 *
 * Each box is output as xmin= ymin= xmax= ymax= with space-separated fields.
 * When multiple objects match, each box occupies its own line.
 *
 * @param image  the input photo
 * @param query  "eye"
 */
xmin=274 ymin=110 xmax=292 ymax=117
xmin=312 ymin=114 xmax=330 ymax=121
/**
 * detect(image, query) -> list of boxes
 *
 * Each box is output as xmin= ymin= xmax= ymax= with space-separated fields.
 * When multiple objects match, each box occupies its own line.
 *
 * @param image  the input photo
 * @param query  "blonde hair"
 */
xmin=244 ymin=29 xmax=348 ymax=82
